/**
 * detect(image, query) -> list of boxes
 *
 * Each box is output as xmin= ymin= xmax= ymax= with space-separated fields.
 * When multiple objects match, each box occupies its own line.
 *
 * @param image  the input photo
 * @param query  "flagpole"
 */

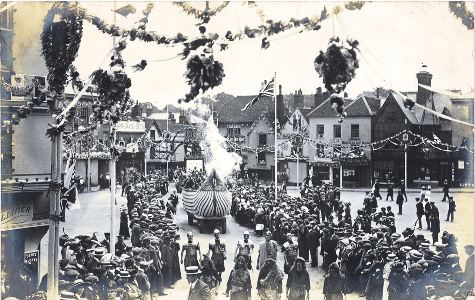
xmin=274 ymin=72 xmax=278 ymax=202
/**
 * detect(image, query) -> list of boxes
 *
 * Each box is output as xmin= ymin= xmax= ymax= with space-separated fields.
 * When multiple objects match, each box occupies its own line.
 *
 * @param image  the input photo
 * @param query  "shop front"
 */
xmin=1 ymin=189 xmax=50 ymax=298
xmin=340 ymin=157 xmax=371 ymax=188
xmin=310 ymin=159 xmax=340 ymax=186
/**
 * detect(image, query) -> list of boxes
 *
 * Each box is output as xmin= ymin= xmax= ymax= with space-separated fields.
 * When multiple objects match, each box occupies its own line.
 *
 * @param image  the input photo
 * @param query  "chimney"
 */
xmin=293 ymin=88 xmax=304 ymax=110
xmin=344 ymin=92 xmax=348 ymax=98
xmin=314 ymin=87 xmax=326 ymax=107
xmin=376 ymin=88 xmax=380 ymax=99
xmin=416 ymin=63 xmax=433 ymax=106
xmin=276 ymin=85 xmax=285 ymax=126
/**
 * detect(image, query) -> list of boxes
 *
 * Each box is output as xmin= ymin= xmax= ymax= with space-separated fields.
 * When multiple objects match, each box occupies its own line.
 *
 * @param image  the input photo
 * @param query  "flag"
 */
xmin=241 ymin=76 xmax=275 ymax=111
xmin=63 ymin=156 xmax=76 ymax=189
xmin=113 ymin=4 xmax=137 ymax=17
xmin=432 ymin=133 xmax=441 ymax=143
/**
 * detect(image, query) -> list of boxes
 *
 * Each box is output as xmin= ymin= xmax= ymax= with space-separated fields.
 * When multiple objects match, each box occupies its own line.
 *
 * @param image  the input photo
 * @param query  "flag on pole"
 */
xmin=113 ymin=4 xmax=137 ymax=17
xmin=241 ymin=76 xmax=275 ymax=111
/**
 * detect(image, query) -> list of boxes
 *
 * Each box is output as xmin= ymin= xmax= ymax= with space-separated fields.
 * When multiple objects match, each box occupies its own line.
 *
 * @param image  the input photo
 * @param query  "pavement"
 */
xmin=39 ymin=184 xmax=474 ymax=299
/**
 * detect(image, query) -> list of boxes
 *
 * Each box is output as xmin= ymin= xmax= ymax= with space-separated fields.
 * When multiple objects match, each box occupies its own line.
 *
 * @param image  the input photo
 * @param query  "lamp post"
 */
xmin=403 ymin=130 xmax=408 ymax=190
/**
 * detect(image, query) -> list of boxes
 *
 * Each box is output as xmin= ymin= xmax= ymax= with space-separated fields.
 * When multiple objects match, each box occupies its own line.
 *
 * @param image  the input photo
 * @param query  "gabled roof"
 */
xmin=386 ymin=92 xmax=419 ymax=124
xmin=306 ymin=97 xmax=354 ymax=118
xmin=215 ymin=95 xmax=274 ymax=124
xmin=365 ymin=97 xmax=381 ymax=114
xmin=247 ymin=112 xmax=275 ymax=136
xmin=144 ymin=119 xmax=160 ymax=132
xmin=345 ymin=96 xmax=379 ymax=117
xmin=415 ymin=92 xmax=452 ymax=125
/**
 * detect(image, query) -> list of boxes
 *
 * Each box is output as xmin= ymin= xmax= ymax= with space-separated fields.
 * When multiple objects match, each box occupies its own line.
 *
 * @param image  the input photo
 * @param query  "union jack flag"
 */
xmin=241 ymin=76 xmax=275 ymax=111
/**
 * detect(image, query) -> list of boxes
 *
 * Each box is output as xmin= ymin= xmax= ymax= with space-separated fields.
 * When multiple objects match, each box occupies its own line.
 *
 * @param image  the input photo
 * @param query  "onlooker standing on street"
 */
xmin=400 ymin=179 xmax=408 ymax=202
xmin=442 ymin=179 xmax=451 ymax=202
xmin=424 ymin=199 xmax=432 ymax=230
xmin=373 ymin=179 xmax=382 ymax=200
xmin=446 ymin=197 xmax=456 ymax=222
xmin=416 ymin=198 xmax=424 ymax=229
xmin=386 ymin=183 xmax=394 ymax=201
xmin=431 ymin=215 xmax=441 ymax=244
xmin=396 ymin=191 xmax=404 ymax=215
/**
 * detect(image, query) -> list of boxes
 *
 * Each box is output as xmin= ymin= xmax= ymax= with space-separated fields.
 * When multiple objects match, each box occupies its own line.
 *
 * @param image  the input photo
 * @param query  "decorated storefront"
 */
xmin=1 ymin=187 xmax=51 ymax=295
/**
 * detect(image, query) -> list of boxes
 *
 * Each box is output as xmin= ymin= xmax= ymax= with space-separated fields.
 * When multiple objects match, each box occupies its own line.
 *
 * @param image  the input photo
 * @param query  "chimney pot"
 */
xmin=344 ymin=92 xmax=348 ymax=98
xmin=279 ymin=85 xmax=282 ymax=95
xmin=317 ymin=87 xmax=322 ymax=94
xmin=376 ymin=88 xmax=380 ymax=98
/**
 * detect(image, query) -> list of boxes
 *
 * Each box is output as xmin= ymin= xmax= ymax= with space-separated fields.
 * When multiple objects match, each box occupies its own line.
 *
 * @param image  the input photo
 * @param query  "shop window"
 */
xmin=314 ymin=166 xmax=330 ymax=180
xmin=257 ymin=152 xmax=266 ymax=164
xmin=351 ymin=124 xmax=360 ymax=139
xmin=317 ymin=125 xmax=324 ymax=138
xmin=333 ymin=124 xmax=341 ymax=138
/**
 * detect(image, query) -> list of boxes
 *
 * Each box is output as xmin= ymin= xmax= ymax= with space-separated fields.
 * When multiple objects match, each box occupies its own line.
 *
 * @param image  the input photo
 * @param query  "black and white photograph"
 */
xmin=1 ymin=1 xmax=475 ymax=300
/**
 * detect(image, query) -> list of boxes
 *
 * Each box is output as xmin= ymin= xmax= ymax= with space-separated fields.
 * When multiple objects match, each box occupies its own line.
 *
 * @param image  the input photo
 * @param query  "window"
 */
xmin=226 ymin=127 xmax=241 ymax=136
xmin=259 ymin=134 xmax=267 ymax=146
xmin=257 ymin=152 xmax=266 ymax=164
xmin=388 ymin=112 xmax=396 ymax=122
xmin=333 ymin=124 xmax=341 ymax=138
xmin=150 ymin=129 xmax=156 ymax=141
xmin=317 ymin=125 xmax=324 ymax=138
xmin=351 ymin=124 xmax=360 ymax=139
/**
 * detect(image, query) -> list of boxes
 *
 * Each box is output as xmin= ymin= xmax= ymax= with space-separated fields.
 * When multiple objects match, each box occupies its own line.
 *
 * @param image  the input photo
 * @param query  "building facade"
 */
xmin=306 ymin=96 xmax=377 ymax=188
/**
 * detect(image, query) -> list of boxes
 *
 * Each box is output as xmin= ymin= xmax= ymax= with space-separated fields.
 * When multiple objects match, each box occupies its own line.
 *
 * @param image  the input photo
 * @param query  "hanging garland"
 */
xmin=180 ymin=29 xmax=225 ymax=103
xmin=41 ymin=2 xmax=85 ymax=96
xmin=448 ymin=2 xmax=474 ymax=30
xmin=173 ymin=1 xmax=230 ymax=24
xmin=314 ymin=37 xmax=359 ymax=122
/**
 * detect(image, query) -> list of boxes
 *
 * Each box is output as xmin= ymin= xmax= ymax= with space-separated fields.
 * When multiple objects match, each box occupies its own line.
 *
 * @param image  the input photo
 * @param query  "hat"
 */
xmin=387 ymin=253 xmax=397 ymax=260
xmin=243 ymin=231 xmax=250 ymax=235
xmin=185 ymin=266 xmax=201 ymax=275
xmin=465 ymin=245 xmax=475 ymax=251
xmin=60 ymin=291 xmax=77 ymax=300
xmin=94 ymin=247 xmax=106 ymax=257
xmin=391 ymin=233 xmax=401 ymax=239
xmin=213 ymin=229 xmax=220 ymax=234
xmin=408 ymin=250 xmax=423 ymax=260
xmin=419 ymin=242 xmax=430 ymax=249
xmin=119 ymin=270 xmax=131 ymax=278
xmin=400 ymin=246 xmax=412 ymax=253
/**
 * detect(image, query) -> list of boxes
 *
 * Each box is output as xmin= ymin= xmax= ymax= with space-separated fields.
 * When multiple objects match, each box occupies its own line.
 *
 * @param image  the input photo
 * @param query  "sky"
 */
xmin=12 ymin=1 xmax=475 ymax=109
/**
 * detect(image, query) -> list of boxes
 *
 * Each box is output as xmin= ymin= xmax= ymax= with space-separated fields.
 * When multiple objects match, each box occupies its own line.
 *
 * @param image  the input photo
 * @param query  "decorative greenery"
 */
xmin=314 ymin=37 xmax=359 ymax=94
xmin=181 ymin=51 xmax=225 ymax=103
xmin=314 ymin=37 xmax=359 ymax=122
xmin=41 ymin=2 xmax=85 ymax=95
xmin=449 ymin=1 xmax=474 ymax=30
xmin=173 ymin=1 xmax=230 ymax=24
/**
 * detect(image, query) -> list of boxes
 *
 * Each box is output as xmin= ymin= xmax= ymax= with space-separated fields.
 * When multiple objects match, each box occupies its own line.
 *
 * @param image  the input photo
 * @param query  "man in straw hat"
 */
xmin=186 ymin=266 xmax=211 ymax=300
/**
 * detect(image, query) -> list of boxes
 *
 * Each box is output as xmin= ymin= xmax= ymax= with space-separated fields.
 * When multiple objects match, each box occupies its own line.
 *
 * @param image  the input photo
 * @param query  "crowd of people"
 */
xmin=7 ymin=167 xmax=474 ymax=300
xmin=228 ymin=178 xmax=474 ymax=300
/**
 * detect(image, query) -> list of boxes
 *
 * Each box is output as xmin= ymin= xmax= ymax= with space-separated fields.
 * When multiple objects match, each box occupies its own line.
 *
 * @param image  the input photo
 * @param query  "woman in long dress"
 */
xmin=256 ymin=258 xmax=283 ymax=300
xmin=323 ymin=262 xmax=347 ymax=300
xmin=286 ymin=257 xmax=310 ymax=300
xmin=225 ymin=255 xmax=251 ymax=300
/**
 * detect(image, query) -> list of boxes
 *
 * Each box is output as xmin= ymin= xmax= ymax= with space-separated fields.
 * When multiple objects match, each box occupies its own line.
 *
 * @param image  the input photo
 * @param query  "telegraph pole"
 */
xmin=47 ymin=130 xmax=62 ymax=300
xmin=109 ymin=0 xmax=117 ymax=256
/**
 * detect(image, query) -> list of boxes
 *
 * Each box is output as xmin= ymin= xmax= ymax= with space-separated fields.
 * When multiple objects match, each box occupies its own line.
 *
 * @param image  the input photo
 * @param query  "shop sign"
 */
xmin=2 ymin=202 xmax=34 ymax=229
xmin=116 ymin=121 xmax=145 ymax=133
xmin=24 ymin=251 xmax=39 ymax=266
xmin=344 ymin=169 xmax=356 ymax=176
xmin=458 ymin=160 xmax=465 ymax=169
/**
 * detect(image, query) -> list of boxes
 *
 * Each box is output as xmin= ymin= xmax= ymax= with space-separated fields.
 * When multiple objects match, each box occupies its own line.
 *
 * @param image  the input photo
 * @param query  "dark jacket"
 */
xmin=188 ymin=279 xmax=212 ymax=300
xmin=416 ymin=202 xmax=424 ymax=216
xmin=448 ymin=200 xmax=456 ymax=212
xmin=431 ymin=219 xmax=440 ymax=234
xmin=396 ymin=194 xmax=404 ymax=205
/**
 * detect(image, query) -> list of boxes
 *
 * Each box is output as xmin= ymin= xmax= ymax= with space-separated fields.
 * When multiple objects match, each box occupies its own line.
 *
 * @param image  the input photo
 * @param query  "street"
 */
xmin=39 ymin=185 xmax=474 ymax=299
